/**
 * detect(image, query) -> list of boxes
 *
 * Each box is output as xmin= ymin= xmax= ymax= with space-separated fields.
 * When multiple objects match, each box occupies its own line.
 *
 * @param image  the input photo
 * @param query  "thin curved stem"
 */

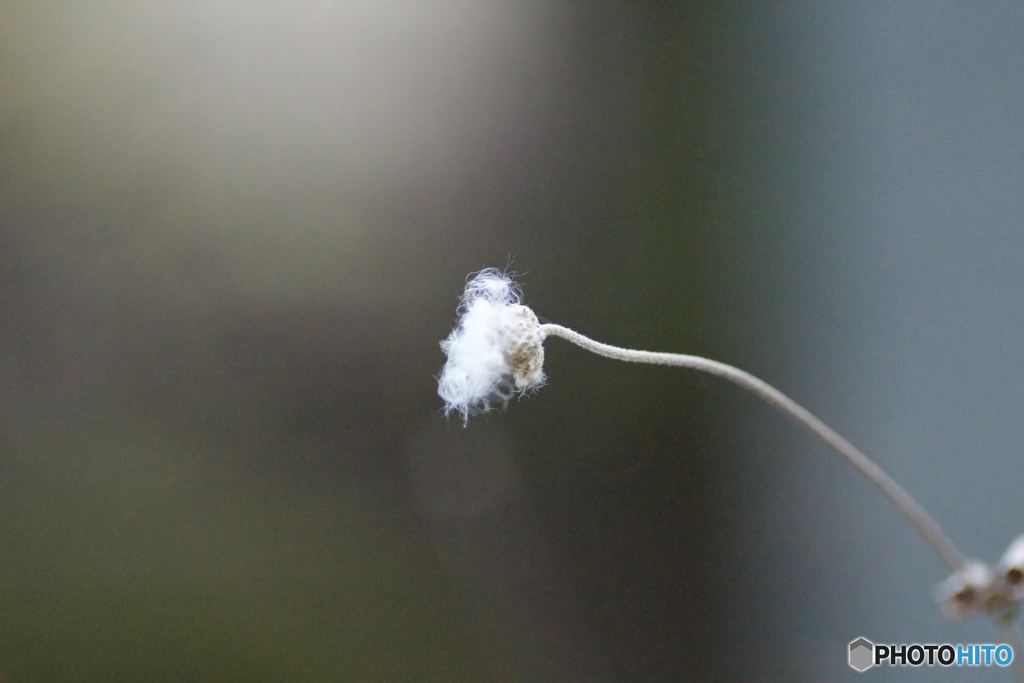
xmin=541 ymin=323 xmax=967 ymax=574
xmin=996 ymin=615 xmax=1024 ymax=682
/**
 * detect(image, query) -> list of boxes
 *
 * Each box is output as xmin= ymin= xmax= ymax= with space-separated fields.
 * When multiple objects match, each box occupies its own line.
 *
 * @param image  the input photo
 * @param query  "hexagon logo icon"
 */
xmin=849 ymin=637 xmax=875 ymax=672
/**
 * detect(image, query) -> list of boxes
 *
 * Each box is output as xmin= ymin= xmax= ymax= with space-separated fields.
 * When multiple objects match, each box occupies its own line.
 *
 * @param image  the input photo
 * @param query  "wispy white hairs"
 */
xmin=435 ymin=268 xmax=1024 ymax=664
xmin=437 ymin=269 xmax=545 ymax=423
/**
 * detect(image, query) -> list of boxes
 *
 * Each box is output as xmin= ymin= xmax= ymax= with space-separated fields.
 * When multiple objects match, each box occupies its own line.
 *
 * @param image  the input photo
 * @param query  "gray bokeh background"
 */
xmin=3 ymin=2 xmax=1023 ymax=681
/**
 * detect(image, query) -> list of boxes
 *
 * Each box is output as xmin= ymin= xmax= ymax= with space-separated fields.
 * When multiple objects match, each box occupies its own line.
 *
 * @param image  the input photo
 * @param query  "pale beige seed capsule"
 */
xmin=502 ymin=305 xmax=545 ymax=391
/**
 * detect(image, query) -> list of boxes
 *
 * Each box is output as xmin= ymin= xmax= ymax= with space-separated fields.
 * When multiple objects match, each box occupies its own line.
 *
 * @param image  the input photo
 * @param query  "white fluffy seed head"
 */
xmin=438 ymin=269 xmax=545 ymax=423
xmin=934 ymin=561 xmax=995 ymax=619
xmin=995 ymin=535 xmax=1024 ymax=601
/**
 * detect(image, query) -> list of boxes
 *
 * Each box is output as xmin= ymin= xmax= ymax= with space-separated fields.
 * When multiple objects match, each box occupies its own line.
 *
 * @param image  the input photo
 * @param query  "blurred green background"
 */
xmin=3 ymin=2 xmax=1023 ymax=681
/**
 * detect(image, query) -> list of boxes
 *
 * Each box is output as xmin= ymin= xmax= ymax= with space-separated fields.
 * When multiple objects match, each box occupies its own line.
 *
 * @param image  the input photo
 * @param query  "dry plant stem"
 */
xmin=541 ymin=323 xmax=968 ymax=574
xmin=997 ymin=616 xmax=1024 ymax=680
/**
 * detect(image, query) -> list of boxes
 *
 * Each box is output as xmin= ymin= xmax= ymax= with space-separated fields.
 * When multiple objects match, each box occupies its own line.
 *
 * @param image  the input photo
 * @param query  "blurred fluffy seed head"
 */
xmin=934 ymin=537 xmax=1024 ymax=620
xmin=996 ymin=535 xmax=1024 ymax=602
xmin=438 ymin=269 xmax=545 ymax=423
xmin=935 ymin=561 xmax=995 ymax=620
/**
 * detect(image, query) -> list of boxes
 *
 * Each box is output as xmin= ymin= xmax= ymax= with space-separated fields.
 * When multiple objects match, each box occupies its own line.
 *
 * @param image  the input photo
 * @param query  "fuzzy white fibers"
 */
xmin=438 ymin=269 xmax=545 ymax=423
